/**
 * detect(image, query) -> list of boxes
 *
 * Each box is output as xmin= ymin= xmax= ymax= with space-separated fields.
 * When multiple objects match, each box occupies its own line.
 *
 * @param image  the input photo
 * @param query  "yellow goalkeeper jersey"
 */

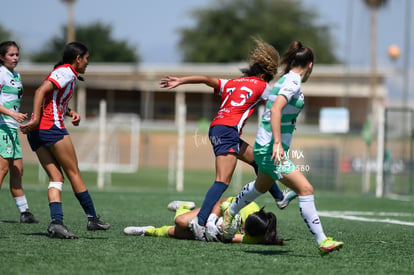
xmin=223 ymin=197 xmax=263 ymax=244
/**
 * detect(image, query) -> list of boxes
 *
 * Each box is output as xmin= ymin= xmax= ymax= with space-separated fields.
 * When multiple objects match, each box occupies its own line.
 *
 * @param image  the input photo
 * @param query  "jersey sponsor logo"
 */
xmin=17 ymin=86 xmax=23 ymax=99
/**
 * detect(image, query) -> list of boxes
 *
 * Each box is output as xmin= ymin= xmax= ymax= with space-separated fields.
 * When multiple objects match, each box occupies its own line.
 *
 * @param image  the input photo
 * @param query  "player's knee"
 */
xmin=0 ymin=165 xmax=9 ymax=177
xmin=297 ymin=184 xmax=313 ymax=196
xmin=174 ymin=215 xmax=187 ymax=227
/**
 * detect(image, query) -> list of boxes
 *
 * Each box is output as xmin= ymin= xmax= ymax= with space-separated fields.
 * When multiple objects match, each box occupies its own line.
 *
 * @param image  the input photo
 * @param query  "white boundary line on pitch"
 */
xmin=318 ymin=211 xmax=414 ymax=227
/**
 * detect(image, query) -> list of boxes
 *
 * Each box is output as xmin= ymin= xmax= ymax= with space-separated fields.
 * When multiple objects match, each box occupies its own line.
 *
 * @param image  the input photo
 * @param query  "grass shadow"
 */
xmin=244 ymin=249 xmax=317 ymax=258
xmin=23 ymin=232 xmax=49 ymax=237
xmin=23 ymin=232 xmax=109 ymax=240
xmin=244 ymin=250 xmax=290 ymax=256
xmin=0 ymin=220 xmax=18 ymax=224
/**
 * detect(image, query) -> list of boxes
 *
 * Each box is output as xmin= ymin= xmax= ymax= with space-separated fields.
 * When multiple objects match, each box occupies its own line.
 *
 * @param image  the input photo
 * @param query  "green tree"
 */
xmin=0 ymin=25 xmax=12 ymax=42
xmin=32 ymin=22 xmax=139 ymax=63
xmin=179 ymin=0 xmax=337 ymax=64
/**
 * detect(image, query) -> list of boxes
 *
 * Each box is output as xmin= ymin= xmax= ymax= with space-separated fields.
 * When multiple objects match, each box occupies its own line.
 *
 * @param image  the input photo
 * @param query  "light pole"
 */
xmin=364 ymin=0 xmax=387 ymax=125
xmin=362 ymin=0 xmax=387 ymax=194
xmin=402 ymin=0 xmax=411 ymax=111
xmin=61 ymin=0 xmax=78 ymax=113
xmin=61 ymin=0 xmax=76 ymax=43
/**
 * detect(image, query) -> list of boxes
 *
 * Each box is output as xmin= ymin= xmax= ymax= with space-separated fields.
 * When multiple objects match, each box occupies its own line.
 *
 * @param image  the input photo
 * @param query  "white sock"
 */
xmin=230 ymin=181 xmax=263 ymax=215
xmin=298 ymin=195 xmax=327 ymax=244
xmin=14 ymin=195 xmax=29 ymax=213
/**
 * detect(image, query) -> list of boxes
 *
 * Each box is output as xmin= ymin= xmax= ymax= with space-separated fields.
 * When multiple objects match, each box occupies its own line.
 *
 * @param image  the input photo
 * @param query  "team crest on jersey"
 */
xmin=6 ymin=144 xmax=12 ymax=154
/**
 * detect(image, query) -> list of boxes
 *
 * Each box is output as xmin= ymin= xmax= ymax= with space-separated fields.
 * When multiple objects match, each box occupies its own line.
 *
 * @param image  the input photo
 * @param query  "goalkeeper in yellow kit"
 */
xmin=124 ymin=197 xmax=284 ymax=245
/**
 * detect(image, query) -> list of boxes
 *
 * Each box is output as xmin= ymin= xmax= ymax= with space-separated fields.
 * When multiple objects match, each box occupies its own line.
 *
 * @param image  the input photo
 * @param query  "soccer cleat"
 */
xmin=167 ymin=201 xmax=196 ymax=212
xmin=222 ymin=214 xmax=241 ymax=242
xmin=87 ymin=216 xmax=111 ymax=231
xmin=47 ymin=222 xmax=78 ymax=239
xmin=123 ymin=226 xmax=155 ymax=236
xmin=319 ymin=237 xmax=344 ymax=256
xmin=276 ymin=190 xmax=298 ymax=210
xmin=20 ymin=211 xmax=39 ymax=223
xmin=220 ymin=201 xmax=236 ymax=240
xmin=188 ymin=217 xmax=206 ymax=241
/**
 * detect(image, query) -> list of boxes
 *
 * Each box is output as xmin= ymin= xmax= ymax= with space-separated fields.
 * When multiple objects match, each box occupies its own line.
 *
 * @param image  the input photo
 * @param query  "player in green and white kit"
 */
xmin=0 ymin=41 xmax=38 ymax=223
xmin=222 ymin=41 xmax=343 ymax=256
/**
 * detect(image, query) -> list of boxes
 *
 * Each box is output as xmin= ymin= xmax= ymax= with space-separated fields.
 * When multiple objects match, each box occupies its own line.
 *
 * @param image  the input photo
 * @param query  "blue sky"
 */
xmin=1 ymin=0 xmax=413 ymax=99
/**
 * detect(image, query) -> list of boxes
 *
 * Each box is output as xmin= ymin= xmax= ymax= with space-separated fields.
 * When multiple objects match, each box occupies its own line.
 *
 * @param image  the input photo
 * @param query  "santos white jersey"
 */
xmin=0 ymin=65 xmax=23 ymax=129
xmin=255 ymin=71 xmax=304 ymax=150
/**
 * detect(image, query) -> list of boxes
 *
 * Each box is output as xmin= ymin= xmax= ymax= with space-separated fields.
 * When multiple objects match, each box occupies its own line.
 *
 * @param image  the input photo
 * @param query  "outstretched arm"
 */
xmin=160 ymin=75 xmax=219 ymax=90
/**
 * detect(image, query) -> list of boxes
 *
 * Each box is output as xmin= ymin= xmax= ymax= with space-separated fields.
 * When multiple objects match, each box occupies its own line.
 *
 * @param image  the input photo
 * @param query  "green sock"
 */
xmin=145 ymin=226 xmax=173 ymax=237
xmin=174 ymin=204 xmax=191 ymax=219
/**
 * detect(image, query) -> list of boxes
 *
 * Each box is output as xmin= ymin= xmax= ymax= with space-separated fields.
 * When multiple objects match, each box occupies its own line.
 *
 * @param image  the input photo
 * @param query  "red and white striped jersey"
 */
xmin=38 ymin=64 xmax=78 ymax=130
xmin=210 ymin=76 xmax=270 ymax=134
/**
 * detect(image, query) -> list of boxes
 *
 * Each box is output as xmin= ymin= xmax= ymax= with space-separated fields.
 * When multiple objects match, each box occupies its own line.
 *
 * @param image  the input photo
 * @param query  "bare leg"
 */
xmin=9 ymin=159 xmax=24 ymax=197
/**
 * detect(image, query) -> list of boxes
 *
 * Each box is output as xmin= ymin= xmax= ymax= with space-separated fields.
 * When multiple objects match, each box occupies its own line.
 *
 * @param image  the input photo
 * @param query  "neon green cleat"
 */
xmin=319 ymin=237 xmax=344 ymax=256
xmin=225 ymin=214 xmax=242 ymax=242
xmin=220 ymin=201 xmax=236 ymax=240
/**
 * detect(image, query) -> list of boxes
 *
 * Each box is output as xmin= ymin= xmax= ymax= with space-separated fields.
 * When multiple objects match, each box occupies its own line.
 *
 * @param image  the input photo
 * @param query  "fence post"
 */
xmin=97 ymin=100 xmax=107 ymax=189
xmin=375 ymin=105 xmax=384 ymax=197
xmin=176 ymin=92 xmax=186 ymax=192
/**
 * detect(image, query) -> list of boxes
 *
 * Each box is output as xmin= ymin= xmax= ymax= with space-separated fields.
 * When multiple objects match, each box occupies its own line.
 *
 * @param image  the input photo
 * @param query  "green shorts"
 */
xmin=253 ymin=142 xmax=296 ymax=181
xmin=0 ymin=125 xmax=22 ymax=159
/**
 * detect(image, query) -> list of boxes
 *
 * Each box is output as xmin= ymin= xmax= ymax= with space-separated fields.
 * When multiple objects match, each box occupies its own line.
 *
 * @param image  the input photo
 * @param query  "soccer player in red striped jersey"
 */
xmin=161 ymin=39 xmax=296 ymax=241
xmin=20 ymin=42 xmax=110 ymax=239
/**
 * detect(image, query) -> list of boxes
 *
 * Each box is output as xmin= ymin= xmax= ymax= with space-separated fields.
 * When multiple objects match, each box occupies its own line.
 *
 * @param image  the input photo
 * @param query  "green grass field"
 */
xmin=1 ymin=166 xmax=414 ymax=274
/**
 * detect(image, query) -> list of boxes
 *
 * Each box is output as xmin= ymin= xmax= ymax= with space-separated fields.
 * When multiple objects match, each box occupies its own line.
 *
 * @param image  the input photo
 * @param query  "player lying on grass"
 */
xmin=124 ymin=199 xmax=285 ymax=245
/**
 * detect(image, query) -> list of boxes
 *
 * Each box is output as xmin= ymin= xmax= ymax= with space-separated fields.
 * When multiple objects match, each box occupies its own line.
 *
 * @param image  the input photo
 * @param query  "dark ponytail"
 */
xmin=54 ymin=42 xmax=88 ymax=81
xmin=280 ymin=41 xmax=314 ymax=75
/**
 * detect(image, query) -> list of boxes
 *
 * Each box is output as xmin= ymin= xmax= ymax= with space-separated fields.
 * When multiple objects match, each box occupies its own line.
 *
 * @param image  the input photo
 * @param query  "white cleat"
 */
xmin=188 ymin=217 xmax=206 ymax=241
xmin=123 ymin=226 xmax=154 ymax=236
xmin=276 ymin=190 xmax=298 ymax=210
xmin=167 ymin=201 xmax=196 ymax=212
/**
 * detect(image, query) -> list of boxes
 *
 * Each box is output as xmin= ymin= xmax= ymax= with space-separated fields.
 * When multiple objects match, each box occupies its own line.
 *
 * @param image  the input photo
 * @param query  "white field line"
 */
xmin=318 ymin=211 xmax=414 ymax=227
